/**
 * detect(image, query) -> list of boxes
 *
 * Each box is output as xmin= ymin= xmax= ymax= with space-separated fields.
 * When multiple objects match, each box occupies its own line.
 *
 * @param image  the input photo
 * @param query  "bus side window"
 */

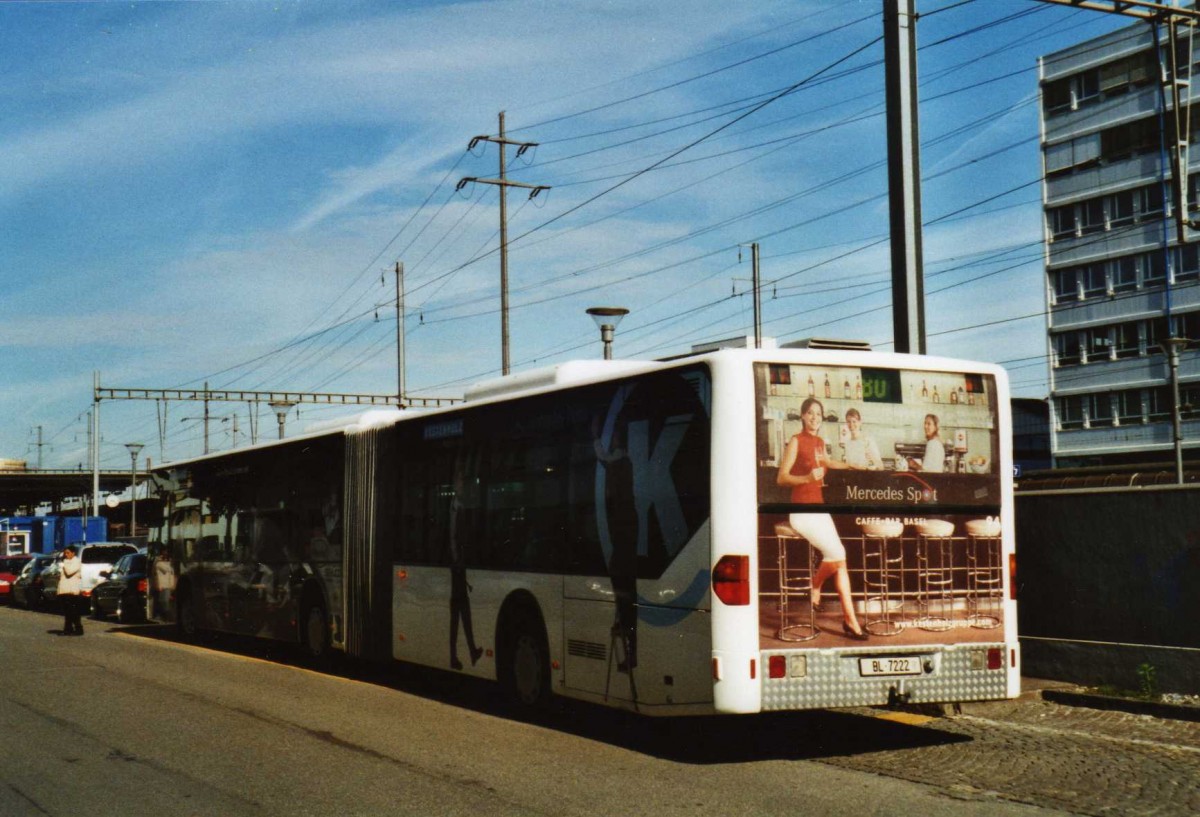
xmin=198 ymin=535 xmax=223 ymax=561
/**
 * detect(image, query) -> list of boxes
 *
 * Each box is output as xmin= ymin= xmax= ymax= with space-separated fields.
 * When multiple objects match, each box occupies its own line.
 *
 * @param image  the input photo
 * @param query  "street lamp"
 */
xmin=586 ymin=307 xmax=629 ymax=360
xmin=124 ymin=442 xmax=144 ymax=538
xmin=269 ymin=401 xmax=296 ymax=440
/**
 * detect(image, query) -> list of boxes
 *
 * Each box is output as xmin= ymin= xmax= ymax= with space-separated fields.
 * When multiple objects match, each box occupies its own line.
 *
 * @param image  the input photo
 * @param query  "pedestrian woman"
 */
xmin=776 ymin=397 xmax=868 ymax=640
xmin=57 ymin=546 xmax=84 ymax=636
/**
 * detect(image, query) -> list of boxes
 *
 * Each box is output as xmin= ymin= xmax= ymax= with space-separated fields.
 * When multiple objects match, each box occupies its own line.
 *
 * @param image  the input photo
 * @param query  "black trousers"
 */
xmin=62 ymin=595 xmax=84 ymax=635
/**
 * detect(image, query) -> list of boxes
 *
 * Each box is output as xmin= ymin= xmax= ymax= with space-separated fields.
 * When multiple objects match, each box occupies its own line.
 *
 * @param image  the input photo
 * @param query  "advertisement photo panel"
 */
xmin=753 ymin=362 xmax=1006 ymax=649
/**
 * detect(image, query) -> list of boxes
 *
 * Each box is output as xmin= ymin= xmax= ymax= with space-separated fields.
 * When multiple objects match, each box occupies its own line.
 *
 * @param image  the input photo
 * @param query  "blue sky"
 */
xmin=1 ymin=0 xmax=1129 ymax=471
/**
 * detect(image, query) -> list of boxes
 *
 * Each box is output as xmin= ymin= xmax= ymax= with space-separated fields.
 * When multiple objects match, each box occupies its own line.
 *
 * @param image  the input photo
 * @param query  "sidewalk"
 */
xmin=958 ymin=676 xmax=1200 ymax=723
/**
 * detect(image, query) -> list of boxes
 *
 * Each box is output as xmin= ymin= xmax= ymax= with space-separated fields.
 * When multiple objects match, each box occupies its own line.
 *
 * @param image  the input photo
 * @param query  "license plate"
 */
xmin=858 ymin=656 xmax=923 ymax=677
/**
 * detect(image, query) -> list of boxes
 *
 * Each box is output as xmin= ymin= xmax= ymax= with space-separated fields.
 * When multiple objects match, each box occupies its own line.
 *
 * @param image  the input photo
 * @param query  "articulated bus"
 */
xmin=148 ymin=347 xmax=1018 ymax=715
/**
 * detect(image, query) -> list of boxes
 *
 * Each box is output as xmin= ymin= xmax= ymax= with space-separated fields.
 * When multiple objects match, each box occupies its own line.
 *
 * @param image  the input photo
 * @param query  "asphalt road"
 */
xmin=0 ymin=604 xmax=1194 ymax=817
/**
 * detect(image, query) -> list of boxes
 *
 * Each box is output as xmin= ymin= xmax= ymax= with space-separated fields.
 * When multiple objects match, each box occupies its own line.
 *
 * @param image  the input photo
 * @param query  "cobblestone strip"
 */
xmin=820 ymin=703 xmax=1200 ymax=817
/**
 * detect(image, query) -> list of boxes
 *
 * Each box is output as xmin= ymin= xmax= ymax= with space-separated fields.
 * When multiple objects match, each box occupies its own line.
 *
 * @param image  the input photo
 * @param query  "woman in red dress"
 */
xmin=775 ymin=397 xmax=868 ymax=640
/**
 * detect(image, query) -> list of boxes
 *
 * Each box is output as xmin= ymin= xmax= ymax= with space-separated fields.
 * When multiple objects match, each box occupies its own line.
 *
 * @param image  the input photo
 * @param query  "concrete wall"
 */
xmin=1016 ymin=486 xmax=1200 ymax=692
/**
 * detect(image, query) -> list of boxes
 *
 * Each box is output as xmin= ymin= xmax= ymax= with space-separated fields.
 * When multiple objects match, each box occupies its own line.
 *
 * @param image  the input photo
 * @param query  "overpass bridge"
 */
xmin=0 ymin=470 xmax=136 ymax=515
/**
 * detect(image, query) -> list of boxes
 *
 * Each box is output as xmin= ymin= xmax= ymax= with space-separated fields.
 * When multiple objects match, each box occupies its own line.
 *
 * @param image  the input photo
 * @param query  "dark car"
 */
xmin=0 ymin=554 xmax=34 ymax=604
xmin=90 ymin=551 xmax=148 ymax=623
xmin=10 ymin=555 xmax=55 ymax=609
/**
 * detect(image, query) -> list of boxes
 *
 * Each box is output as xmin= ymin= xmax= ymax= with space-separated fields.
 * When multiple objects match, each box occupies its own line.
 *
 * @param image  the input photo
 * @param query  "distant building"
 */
xmin=1039 ymin=22 xmax=1200 ymax=467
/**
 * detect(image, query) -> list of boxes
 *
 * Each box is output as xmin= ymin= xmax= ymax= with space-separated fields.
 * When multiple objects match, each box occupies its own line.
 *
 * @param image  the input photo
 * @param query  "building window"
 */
xmin=1053 ymin=268 xmax=1079 ymax=303
xmin=1114 ymin=389 xmax=1143 ymax=424
xmin=1076 ymin=69 xmax=1101 ymax=105
xmin=1113 ymin=322 xmax=1140 ymax=359
xmin=1177 ymin=244 xmax=1200 ymax=282
xmin=1080 ymin=198 xmax=1106 ymax=234
xmin=1111 ymin=256 xmax=1138 ymax=292
xmin=1179 ymin=312 xmax=1200 ymax=342
xmin=1102 ymin=116 xmax=1158 ymax=161
xmin=1080 ymin=264 xmax=1107 ymax=298
xmin=1147 ymin=316 xmax=1171 ymax=352
xmin=1086 ymin=393 xmax=1114 ymax=426
xmin=1155 ymin=384 xmax=1200 ymax=420
xmin=1138 ymin=183 xmax=1165 ymax=218
xmin=1083 ymin=327 xmax=1112 ymax=361
xmin=1057 ymin=395 xmax=1084 ymax=430
xmin=1053 ymin=332 xmax=1081 ymax=366
xmin=1144 ymin=252 xmax=1168 ymax=286
xmin=1183 ymin=384 xmax=1200 ymax=418
xmin=1147 ymin=386 xmax=1172 ymax=420
xmin=1043 ymin=76 xmax=1073 ymax=115
xmin=1049 ymin=204 xmax=1076 ymax=239
xmin=1110 ymin=190 xmax=1136 ymax=228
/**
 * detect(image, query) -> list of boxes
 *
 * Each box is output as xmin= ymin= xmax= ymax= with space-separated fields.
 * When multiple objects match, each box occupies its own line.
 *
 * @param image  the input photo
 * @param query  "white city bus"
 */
xmin=150 ymin=347 xmax=1018 ymax=715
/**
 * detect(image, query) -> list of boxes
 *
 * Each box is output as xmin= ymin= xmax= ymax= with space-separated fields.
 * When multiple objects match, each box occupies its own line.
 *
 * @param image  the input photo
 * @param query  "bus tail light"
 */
xmin=768 ymin=655 xmax=786 ymax=679
xmin=987 ymin=648 xmax=1003 ymax=670
xmin=712 ymin=555 xmax=750 ymax=605
xmin=1009 ymin=553 xmax=1017 ymax=600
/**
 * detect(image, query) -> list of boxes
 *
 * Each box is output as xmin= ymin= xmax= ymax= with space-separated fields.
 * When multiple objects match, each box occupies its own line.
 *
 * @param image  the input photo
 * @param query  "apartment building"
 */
xmin=1041 ymin=21 xmax=1200 ymax=466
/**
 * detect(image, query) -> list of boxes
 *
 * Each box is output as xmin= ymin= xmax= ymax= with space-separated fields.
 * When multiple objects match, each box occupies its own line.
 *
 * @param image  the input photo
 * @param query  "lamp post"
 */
xmin=125 ymin=442 xmax=144 ymax=538
xmin=586 ymin=307 xmax=629 ymax=360
xmin=269 ymin=401 xmax=296 ymax=440
xmin=1161 ymin=337 xmax=1188 ymax=484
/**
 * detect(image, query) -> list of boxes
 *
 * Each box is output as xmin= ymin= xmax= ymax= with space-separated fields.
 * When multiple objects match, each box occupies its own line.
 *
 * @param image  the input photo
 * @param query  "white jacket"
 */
xmin=57 ymin=555 xmax=83 ymax=595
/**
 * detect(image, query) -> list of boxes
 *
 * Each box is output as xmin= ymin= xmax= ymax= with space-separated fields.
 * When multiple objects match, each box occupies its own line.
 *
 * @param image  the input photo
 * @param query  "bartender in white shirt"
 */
xmin=912 ymin=413 xmax=946 ymax=473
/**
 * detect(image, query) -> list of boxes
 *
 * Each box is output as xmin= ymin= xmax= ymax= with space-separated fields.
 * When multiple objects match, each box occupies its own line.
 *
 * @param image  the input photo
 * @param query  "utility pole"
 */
xmin=884 ymin=0 xmax=926 ymax=354
xmin=458 ymin=112 xmax=549 ymax=375
xmin=736 ymin=243 xmax=768 ymax=348
xmin=92 ymin=371 xmax=100 ymax=516
xmin=31 ymin=425 xmax=46 ymax=469
xmin=751 ymin=243 xmax=763 ymax=349
xmin=396 ymin=261 xmax=406 ymax=404
xmin=203 ymin=381 xmax=211 ymax=455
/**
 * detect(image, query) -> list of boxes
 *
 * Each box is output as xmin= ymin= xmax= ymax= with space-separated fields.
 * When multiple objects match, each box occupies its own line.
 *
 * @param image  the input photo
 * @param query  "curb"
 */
xmin=1041 ymin=689 xmax=1200 ymax=723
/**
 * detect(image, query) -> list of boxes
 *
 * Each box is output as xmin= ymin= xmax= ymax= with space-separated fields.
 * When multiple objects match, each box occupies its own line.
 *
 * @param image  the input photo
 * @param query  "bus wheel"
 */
xmin=502 ymin=612 xmax=550 ymax=709
xmin=177 ymin=587 xmax=198 ymax=640
xmin=301 ymin=601 xmax=330 ymax=665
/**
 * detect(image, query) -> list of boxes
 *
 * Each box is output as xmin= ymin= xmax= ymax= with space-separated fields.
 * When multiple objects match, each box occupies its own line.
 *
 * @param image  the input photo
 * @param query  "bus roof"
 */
xmin=152 ymin=349 xmax=1008 ymax=472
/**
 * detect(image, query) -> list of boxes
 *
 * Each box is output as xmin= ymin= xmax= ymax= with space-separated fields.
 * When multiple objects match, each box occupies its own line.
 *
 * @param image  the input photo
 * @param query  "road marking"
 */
xmin=869 ymin=711 xmax=937 ymax=726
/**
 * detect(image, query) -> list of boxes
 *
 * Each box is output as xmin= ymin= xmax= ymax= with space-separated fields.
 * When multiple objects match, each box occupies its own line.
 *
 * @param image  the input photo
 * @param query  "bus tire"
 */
xmin=176 ymin=585 xmax=199 ymax=640
xmin=500 ymin=609 xmax=550 ymax=709
xmin=300 ymin=599 xmax=330 ymax=666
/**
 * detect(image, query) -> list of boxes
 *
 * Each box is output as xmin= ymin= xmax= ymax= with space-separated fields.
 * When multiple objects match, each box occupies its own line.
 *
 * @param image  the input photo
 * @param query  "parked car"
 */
xmin=0 ymin=554 xmax=35 ymax=604
xmin=10 ymin=555 xmax=55 ymax=609
xmin=90 ymin=552 xmax=149 ymax=623
xmin=40 ymin=543 xmax=138 ymax=608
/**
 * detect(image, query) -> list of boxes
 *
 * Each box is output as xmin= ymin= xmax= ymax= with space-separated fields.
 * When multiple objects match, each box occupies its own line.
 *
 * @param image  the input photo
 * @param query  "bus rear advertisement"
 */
xmin=149 ymin=349 xmax=1017 ymax=716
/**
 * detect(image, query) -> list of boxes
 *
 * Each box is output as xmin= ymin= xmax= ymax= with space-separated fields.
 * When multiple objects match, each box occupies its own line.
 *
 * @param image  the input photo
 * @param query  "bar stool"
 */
xmin=860 ymin=519 xmax=905 ymax=637
xmin=914 ymin=519 xmax=955 ymax=631
xmin=965 ymin=517 xmax=1003 ymax=629
xmin=774 ymin=522 xmax=818 ymax=642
